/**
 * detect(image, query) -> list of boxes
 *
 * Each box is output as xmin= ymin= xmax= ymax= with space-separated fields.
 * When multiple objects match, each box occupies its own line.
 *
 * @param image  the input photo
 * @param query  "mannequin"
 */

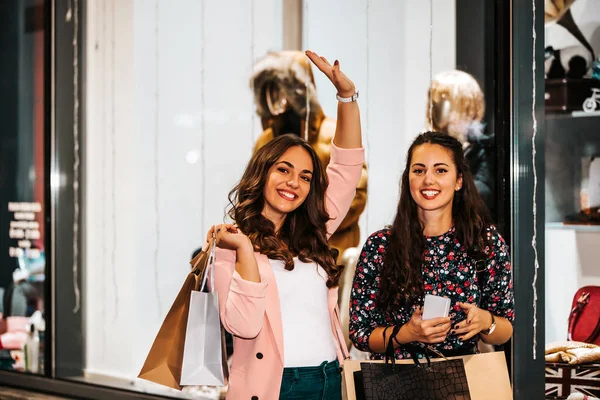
xmin=250 ymin=51 xmax=368 ymax=264
xmin=426 ymin=70 xmax=496 ymax=217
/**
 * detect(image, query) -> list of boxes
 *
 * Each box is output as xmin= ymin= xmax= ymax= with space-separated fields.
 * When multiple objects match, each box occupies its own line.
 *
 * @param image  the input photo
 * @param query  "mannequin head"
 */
xmin=425 ymin=70 xmax=485 ymax=144
xmin=250 ymin=51 xmax=325 ymax=141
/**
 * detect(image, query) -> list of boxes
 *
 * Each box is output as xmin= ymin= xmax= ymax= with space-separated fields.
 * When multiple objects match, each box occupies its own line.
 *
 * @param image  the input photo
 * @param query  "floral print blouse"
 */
xmin=348 ymin=225 xmax=514 ymax=359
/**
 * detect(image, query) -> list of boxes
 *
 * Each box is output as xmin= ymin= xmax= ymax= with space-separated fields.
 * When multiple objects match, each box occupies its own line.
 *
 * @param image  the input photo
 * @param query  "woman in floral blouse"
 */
xmin=349 ymin=131 xmax=514 ymax=359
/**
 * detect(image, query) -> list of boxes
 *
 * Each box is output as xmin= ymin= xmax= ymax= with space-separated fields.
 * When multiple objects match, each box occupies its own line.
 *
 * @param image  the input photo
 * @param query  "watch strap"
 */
xmin=481 ymin=313 xmax=496 ymax=335
xmin=336 ymin=91 xmax=359 ymax=103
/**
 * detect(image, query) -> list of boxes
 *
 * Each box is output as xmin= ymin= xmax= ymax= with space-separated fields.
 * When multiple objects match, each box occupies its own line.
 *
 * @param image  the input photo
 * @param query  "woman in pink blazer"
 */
xmin=206 ymin=51 xmax=363 ymax=399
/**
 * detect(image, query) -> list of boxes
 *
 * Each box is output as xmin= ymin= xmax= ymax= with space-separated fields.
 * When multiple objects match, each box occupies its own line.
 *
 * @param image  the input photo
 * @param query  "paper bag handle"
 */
xmin=199 ymin=237 xmax=217 ymax=293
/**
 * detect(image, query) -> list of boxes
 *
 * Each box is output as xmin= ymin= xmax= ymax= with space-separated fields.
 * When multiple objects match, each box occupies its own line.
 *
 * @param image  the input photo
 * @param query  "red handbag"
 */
xmin=568 ymin=286 xmax=600 ymax=345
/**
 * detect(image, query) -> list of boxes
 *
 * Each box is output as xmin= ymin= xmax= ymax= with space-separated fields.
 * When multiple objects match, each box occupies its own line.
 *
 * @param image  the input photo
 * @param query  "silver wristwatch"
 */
xmin=481 ymin=313 xmax=496 ymax=335
xmin=336 ymin=91 xmax=359 ymax=103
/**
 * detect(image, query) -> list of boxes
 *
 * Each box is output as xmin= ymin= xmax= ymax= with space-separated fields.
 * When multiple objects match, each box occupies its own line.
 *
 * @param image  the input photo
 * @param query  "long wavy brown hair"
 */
xmin=227 ymin=134 xmax=341 ymax=287
xmin=379 ymin=131 xmax=493 ymax=311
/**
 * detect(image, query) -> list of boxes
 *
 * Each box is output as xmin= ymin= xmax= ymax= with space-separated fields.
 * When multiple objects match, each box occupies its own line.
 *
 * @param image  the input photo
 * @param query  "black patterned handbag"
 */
xmin=355 ymin=326 xmax=471 ymax=400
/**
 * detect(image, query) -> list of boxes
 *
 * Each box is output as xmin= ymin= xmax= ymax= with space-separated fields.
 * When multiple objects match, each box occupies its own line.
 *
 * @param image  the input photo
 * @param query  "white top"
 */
xmin=270 ymin=257 xmax=338 ymax=367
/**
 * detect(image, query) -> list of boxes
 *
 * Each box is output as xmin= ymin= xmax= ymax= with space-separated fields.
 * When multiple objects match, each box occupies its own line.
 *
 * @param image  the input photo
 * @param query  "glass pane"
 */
xmin=56 ymin=0 xmax=509 ymax=398
xmin=0 ymin=0 xmax=47 ymax=376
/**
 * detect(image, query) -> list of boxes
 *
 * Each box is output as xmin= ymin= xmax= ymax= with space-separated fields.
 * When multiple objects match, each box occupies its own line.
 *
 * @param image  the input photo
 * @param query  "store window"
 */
xmin=54 ymin=1 xmax=514 ymax=399
xmin=0 ymin=0 xmax=48 ymax=376
xmin=0 ymin=0 xmax=550 ymax=398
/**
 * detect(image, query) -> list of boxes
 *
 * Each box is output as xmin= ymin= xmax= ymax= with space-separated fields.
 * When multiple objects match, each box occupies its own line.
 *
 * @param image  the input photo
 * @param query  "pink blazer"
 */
xmin=212 ymin=144 xmax=364 ymax=400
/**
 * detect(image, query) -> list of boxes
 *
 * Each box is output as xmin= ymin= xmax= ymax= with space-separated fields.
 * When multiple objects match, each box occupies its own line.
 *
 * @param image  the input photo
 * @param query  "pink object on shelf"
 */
xmin=0 ymin=331 xmax=28 ymax=350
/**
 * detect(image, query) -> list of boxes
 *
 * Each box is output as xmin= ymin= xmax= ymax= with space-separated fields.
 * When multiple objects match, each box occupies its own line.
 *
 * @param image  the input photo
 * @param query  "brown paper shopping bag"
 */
xmin=137 ymin=240 xmax=215 ymax=390
xmin=342 ymin=351 xmax=513 ymax=400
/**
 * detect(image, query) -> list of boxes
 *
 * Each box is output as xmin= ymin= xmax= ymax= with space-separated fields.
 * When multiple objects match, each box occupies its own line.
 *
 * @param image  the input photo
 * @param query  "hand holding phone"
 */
xmin=406 ymin=302 xmax=452 ymax=344
xmin=422 ymin=294 xmax=451 ymax=320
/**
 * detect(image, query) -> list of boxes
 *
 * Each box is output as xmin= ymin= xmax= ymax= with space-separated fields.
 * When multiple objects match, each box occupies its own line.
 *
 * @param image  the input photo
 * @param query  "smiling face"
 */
xmin=262 ymin=145 xmax=314 ymax=225
xmin=409 ymin=143 xmax=463 ymax=218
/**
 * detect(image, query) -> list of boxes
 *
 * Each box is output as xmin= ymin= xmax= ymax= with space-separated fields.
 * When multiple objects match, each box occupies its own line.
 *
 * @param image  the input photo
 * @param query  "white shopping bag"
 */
xmin=180 ymin=241 xmax=228 ymax=386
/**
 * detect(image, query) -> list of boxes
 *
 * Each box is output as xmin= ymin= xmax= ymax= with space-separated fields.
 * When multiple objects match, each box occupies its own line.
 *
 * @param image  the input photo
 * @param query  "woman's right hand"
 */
xmin=405 ymin=307 xmax=452 ymax=344
xmin=206 ymin=224 xmax=252 ymax=252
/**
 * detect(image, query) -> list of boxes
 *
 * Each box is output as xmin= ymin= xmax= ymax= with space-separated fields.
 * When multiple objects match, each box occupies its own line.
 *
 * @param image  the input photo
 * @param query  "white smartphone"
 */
xmin=422 ymin=294 xmax=451 ymax=320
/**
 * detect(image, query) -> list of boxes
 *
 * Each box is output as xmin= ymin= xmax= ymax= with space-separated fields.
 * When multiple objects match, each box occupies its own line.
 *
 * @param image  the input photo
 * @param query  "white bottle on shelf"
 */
xmin=23 ymin=323 xmax=39 ymax=374
xmin=29 ymin=310 xmax=46 ymax=374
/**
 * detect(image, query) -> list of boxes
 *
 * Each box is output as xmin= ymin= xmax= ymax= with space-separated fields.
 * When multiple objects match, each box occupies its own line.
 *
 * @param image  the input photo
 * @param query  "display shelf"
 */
xmin=571 ymin=110 xmax=600 ymax=118
xmin=545 ymin=222 xmax=600 ymax=232
xmin=546 ymin=110 xmax=600 ymax=120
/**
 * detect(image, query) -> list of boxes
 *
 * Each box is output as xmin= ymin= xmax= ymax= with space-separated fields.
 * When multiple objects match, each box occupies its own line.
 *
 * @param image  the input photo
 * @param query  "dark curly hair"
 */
xmin=227 ymin=134 xmax=341 ymax=288
xmin=379 ymin=131 xmax=493 ymax=310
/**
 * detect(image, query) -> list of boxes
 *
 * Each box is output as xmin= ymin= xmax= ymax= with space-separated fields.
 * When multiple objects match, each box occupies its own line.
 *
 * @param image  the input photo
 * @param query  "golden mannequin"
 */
xmin=250 ymin=51 xmax=368 ymax=266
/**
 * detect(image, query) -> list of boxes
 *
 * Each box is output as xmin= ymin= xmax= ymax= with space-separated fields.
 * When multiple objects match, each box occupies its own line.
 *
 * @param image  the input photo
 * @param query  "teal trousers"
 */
xmin=279 ymin=360 xmax=342 ymax=400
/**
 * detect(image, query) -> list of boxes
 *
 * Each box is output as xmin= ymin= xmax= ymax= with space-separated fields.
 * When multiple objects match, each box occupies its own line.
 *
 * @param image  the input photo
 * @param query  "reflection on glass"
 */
xmin=58 ymin=1 xmax=510 ymax=398
xmin=0 ymin=0 xmax=47 ymax=375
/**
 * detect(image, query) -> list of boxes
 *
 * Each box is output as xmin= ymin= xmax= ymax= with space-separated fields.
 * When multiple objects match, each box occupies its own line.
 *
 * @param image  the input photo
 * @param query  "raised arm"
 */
xmin=306 ymin=51 xmax=364 ymax=236
xmin=305 ymin=50 xmax=362 ymax=150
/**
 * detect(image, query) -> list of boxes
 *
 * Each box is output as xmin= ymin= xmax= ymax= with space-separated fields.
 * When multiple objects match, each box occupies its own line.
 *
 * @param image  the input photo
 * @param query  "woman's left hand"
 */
xmin=451 ymin=302 xmax=494 ymax=341
xmin=305 ymin=50 xmax=356 ymax=97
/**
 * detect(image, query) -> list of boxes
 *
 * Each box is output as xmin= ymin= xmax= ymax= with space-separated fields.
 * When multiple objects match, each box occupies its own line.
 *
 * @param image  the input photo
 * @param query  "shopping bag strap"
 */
xmin=383 ymin=325 xmax=402 ymax=369
xmin=382 ymin=325 xmax=438 ymax=370
xmin=199 ymin=236 xmax=217 ymax=293
xmin=406 ymin=344 xmax=432 ymax=368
